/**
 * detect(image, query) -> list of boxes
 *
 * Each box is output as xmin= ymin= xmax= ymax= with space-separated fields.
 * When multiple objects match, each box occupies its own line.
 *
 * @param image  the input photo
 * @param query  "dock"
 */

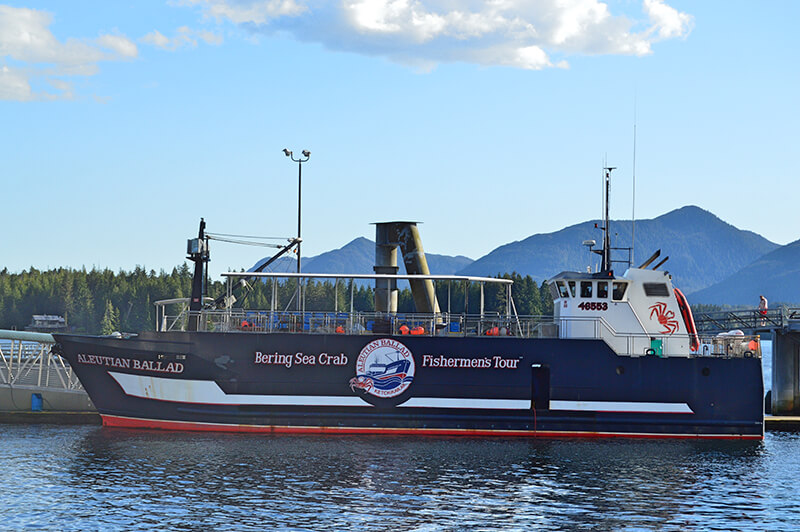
xmin=0 ymin=411 xmax=100 ymax=424
xmin=765 ymin=416 xmax=800 ymax=431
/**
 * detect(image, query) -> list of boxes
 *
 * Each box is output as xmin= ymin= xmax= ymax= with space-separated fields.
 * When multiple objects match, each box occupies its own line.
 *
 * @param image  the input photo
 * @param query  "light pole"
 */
xmin=283 ymin=148 xmax=310 ymax=273
xmin=284 ymin=148 xmax=310 ymax=313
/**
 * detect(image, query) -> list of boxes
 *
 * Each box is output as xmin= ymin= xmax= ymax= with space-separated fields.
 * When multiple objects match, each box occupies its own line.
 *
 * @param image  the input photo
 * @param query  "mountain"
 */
xmin=250 ymin=206 xmax=782 ymax=300
xmin=252 ymin=237 xmax=474 ymax=276
xmin=456 ymin=206 xmax=778 ymax=294
xmin=688 ymin=239 xmax=800 ymax=305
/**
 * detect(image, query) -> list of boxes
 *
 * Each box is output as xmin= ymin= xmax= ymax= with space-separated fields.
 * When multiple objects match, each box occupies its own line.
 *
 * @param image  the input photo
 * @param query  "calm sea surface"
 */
xmin=1 ymin=424 xmax=799 ymax=531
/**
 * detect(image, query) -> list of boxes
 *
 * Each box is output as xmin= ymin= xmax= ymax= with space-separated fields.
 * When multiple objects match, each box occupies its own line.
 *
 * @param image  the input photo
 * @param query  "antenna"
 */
xmin=602 ymin=166 xmax=616 ymax=272
xmin=631 ymin=96 xmax=637 ymax=265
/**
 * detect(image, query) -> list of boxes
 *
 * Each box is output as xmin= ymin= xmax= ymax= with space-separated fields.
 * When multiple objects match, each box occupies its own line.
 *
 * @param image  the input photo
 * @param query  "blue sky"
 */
xmin=2 ymin=1 xmax=798 ymax=278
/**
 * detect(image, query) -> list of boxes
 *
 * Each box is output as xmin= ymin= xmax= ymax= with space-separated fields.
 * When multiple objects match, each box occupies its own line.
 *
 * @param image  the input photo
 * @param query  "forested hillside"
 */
xmin=0 ymin=265 xmax=199 ymax=334
xmin=0 ymin=267 xmax=551 ymax=334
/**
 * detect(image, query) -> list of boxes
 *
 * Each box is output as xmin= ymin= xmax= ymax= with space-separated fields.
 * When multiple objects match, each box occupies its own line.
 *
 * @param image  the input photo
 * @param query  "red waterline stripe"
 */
xmin=101 ymin=415 xmax=763 ymax=440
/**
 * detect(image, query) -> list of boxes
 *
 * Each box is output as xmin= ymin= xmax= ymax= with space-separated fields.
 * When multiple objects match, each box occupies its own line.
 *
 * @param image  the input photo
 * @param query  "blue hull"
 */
xmin=53 ymin=331 xmax=764 ymax=439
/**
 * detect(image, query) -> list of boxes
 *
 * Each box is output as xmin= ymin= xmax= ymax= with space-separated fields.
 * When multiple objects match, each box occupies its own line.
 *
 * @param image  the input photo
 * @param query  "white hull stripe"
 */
xmin=401 ymin=398 xmax=530 ymax=409
xmin=550 ymin=400 xmax=693 ymax=414
xmin=108 ymin=373 xmax=692 ymax=413
xmin=109 ymin=372 xmax=366 ymax=407
xmin=108 ymin=372 xmax=529 ymax=409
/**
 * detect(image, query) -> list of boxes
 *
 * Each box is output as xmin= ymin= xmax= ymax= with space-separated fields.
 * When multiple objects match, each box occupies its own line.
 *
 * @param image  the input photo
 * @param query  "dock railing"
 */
xmin=0 ymin=330 xmax=83 ymax=391
xmin=694 ymin=307 xmax=786 ymax=333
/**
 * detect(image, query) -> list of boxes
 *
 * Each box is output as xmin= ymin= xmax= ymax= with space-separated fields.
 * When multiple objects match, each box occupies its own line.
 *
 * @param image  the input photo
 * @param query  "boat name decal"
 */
xmin=577 ymin=302 xmax=608 ymax=311
xmin=349 ymin=338 xmax=414 ymax=399
xmin=421 ymin=354 xmax=520 ymax=370
xmin=254 ymin=351 xmax=349 ymax=368
xmin=77 ymin=353 xmax=185 ymax=374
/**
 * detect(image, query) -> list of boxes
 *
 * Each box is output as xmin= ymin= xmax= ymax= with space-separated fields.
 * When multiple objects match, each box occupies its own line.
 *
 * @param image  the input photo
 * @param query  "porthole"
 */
xmin=702 ymin=367 xmax=710 ymax=377
xmin=616 ymin=366 xmax=625 ymax=375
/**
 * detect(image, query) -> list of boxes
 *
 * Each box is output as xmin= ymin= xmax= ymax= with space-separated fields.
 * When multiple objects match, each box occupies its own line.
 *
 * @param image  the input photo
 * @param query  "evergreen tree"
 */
xmin=100 ymin=299 xmax=119 ymax=335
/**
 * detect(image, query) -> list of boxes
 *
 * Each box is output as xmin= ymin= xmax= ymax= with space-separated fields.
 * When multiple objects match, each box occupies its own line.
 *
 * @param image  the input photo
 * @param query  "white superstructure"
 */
xmin=549 ymin=267 xmax=699 ymax=357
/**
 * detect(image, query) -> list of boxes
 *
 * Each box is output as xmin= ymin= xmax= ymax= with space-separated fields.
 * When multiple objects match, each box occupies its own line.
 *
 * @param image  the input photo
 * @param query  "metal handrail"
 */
xmin=694 ymin=308 xmax=786 ymax=333
xmin=0 ymin=332 xmax=83 ymax=390
xmin=152 ymin=309 xmax=759 ymax=358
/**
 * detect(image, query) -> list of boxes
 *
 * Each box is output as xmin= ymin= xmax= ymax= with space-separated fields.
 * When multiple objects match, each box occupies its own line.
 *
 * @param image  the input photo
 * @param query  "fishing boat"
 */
xmin=52 ymin=173 xmax=764 ymax=439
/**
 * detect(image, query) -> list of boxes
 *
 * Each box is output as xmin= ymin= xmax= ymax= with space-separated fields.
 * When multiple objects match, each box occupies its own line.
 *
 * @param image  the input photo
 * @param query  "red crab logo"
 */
xmin=649 ymin=302 xmax=680 ymax=334
xmin=349 ymin=375 xmax=373 ymax=393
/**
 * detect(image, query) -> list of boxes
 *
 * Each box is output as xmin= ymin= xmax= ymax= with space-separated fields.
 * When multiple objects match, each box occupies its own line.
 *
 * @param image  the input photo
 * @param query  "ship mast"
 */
xmin=187 ymin=218 xmax=209 ymax=332
xmin=601 ymin=167 xmax=615 ymax=272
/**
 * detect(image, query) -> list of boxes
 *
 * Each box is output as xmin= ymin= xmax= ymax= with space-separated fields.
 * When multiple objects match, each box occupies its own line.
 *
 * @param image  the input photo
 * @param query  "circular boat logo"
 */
xmin=349 ymin=339 xmax=415 ymax=398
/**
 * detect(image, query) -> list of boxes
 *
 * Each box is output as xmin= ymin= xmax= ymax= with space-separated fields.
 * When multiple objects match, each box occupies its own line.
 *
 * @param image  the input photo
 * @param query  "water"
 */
xmin=763 ymin=340 xmax=772 ymax=390
xmin=2 ymin=426 xmax=800 ymax=531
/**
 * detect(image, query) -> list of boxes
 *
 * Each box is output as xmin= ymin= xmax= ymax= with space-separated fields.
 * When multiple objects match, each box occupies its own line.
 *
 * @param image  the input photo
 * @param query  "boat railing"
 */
xmin=163 ymin=308 xmax=557 ymax=338
xmin=556 ymin=315 xmax=761 ymax=358
xmin=155 ymin=306 xmax=761 ymax=358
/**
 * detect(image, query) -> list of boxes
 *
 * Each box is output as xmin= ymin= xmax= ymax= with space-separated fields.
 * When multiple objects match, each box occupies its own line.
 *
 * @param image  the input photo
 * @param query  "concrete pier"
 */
xmin=771 ymin=332 xmax=800 ymax=415
xmin=0 ymin=411 xmax=100 ymax=425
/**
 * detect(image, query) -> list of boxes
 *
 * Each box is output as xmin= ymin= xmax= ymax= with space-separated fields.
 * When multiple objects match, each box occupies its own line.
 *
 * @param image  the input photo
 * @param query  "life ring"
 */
xmin=674 ymin=288 xmax=700 ymax=352
xmin=645 ymin=348 xmax=656 ymax=356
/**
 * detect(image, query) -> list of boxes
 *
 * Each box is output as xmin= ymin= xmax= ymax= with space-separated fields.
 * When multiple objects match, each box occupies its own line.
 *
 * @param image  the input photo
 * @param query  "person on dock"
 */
xmin=758 ymin=295 xmax=768 ymax=326
xmin=748 ymin=336 xmax=759 ymax=354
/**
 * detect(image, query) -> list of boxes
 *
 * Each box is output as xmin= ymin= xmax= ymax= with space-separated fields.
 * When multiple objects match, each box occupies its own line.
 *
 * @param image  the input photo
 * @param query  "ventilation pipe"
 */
xmin=374 ymin=222 xmax=441 ymax=315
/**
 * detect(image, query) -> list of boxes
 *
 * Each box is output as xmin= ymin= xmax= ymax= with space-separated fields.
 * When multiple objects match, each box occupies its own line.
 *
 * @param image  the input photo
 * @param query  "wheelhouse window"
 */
xmin=549 ymin=283 xmax=559 ymax=300
xmin=567 ymin=281 xmax=576 ymax=297
xmin=612 ymin=282 xmax=628 ymax=301
xmin=643 ymin=283 xmax=670 ymax=297
xmin=556 ymin=281 xmax=569 ymax=298
xmin=597 ymin=281 xmax=608 ymax=299
xmin=580 ymin=281 xmax=593 ymax=298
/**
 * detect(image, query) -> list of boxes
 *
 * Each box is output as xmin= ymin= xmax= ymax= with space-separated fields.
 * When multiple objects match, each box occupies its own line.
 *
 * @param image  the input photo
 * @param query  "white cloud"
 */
xmin=98 ymin=34 xmax=139 ymax=58
xmin=179 ymin=0 xmax=307 ymax=24
xmin=182 ymin=0 xmax=693 ymax=70
xmin=0 ymin=65 xmax=33 ymax=101
xmin=141 ymin=26 xmax=223 ymax=51
xmin=643 ymin=0 xmax=693 ymax=40
xmin=0 ymin=5 xmax=137 ymax=101
xmin=142 ymin=30 xmax=172 ymax=49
